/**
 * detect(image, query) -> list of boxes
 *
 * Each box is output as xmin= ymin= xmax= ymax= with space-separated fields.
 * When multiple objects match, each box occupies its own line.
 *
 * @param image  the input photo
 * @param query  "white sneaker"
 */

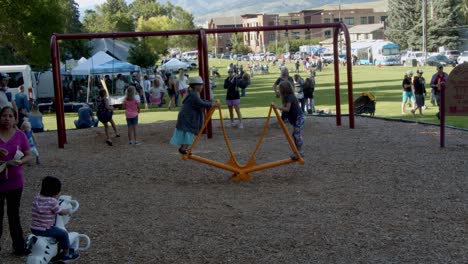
xmin=229 ymin=122 xmax=236 ymax=128
xmin=238 ymin=123 xmax=244 ymax=129
xmin=134 ymin=141 xmax=142 ymax=145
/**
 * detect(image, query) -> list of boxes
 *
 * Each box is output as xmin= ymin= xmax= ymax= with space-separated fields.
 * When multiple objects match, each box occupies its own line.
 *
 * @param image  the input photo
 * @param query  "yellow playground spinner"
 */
xmin=180 ymin=103 xmax=304 ymax=182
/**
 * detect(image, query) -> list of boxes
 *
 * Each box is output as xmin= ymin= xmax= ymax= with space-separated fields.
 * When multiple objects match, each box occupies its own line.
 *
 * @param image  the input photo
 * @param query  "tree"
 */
xmin=128 ymin=41 xmax=158 ymax=68
xmin=59 ymin=0 xmax=92 ymax=61
xmin=0 ymin=0 xmax=73 ymax=68
xmin=129 ymin=0 xmax=162 ymax=20
xmin=385 ymin=0 xmax=418 ymax=50
xmin=135 ymin=16 xmax=172 ymax=59
xmin=230 ymin=33 xmax=251 ymax=54
xmin=82 ymin=0 xmax=134 ymax=32
xmin=166 ymin=5 xmax=197 ymax=50
xmin=386 ymin=0 xmax=462 ymax=51
xmin=428 ymin=0 xmax=461 ymax=50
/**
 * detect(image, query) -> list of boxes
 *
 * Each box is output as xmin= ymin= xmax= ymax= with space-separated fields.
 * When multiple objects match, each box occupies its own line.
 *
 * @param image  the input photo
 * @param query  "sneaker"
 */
xmin=290 ymin=151 xmax=304 ymax=160
xmin=238 ymin=123 xmax=244 ymax=129
xmin=128 ymin=141 xmax=133 ymax=145
xmin=61 ymin=252 xmax=80 ymax=262
xmin=229 ymin=122 xmax=236 ymax=128
xmin=178 ymin=147 xmax=188 ymax=155
xmin=134 ymin=141 xmax=142 ymax=145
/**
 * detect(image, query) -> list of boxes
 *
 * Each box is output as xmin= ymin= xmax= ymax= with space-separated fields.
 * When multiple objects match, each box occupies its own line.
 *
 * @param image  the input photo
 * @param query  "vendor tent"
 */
xmin=70 ymin=51 xmax=114 ymax=75
xmin=90 ymin=59 xmax=140 ymax=74
xmin=160 ymin=58 xmax=188 ymax=71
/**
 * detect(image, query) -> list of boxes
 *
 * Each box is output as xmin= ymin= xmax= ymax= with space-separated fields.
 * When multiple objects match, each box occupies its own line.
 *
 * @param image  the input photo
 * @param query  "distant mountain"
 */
xmin=159 ymin=0 xmax=379 ymax=23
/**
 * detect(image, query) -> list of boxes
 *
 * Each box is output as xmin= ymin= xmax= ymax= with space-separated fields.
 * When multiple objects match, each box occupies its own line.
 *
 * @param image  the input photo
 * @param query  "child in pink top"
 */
xmin=123 ymin=86 xmax=141 ymax=145
xmin=30 ymin=176 xmax=79 ymax=262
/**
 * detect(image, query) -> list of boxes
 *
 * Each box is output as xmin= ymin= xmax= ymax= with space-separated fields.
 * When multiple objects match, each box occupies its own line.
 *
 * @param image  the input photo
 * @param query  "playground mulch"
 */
xmin=1 ymin=115 xmax=466 ymax=263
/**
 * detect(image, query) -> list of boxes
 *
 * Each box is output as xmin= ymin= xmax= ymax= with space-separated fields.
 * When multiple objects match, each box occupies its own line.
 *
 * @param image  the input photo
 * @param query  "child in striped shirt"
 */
xmin=30 ymin=176 xmax=79 ymax=262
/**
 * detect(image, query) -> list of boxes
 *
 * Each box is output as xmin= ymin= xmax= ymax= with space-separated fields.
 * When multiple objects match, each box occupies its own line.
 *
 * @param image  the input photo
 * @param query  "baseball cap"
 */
xmin=189 ymin=76 xmax=204 ymax=85
xmin=416 ymin=69 xmax=423 ymax=74
xmin=0 ymin=73 xmax=10 ymax=81
xmin=406 ymin=70 xmax=413 ymax=75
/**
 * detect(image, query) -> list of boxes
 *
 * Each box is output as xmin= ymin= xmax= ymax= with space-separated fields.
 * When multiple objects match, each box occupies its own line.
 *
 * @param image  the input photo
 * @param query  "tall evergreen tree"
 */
xmin=428 ymin=0 xmax=461 ymax=50
xmin=385 ymin=0 xmax=418 ymax=50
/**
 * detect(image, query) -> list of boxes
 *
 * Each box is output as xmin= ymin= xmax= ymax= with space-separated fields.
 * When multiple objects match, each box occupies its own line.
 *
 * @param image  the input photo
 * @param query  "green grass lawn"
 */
xmin=43 ymin=59 xmax=468 ymax=130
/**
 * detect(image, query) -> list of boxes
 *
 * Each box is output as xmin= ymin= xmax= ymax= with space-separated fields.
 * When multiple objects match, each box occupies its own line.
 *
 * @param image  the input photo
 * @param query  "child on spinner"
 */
xmin=123 ymin=86 xmax=141 ymax=145
xmin=21 ymin=121 xmax=40 ymax=165
xmin=30 ymin=176 xmax=80 ymax=262
xmin=272 ymin=81 xmax=305 ymax=160
xmin=170 ymin=76 xmax=220 ymax=155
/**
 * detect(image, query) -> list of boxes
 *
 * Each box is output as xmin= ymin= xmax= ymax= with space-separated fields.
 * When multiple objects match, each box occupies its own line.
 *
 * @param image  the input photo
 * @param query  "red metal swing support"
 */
xmin=50 ymin=22 xmax=354 ymax=148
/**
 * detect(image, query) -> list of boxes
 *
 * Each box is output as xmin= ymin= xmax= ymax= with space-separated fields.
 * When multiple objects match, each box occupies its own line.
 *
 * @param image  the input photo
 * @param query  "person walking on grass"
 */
xmin=411 ymin=69 xmax=426 ymax=116
xmin=224 ymin=69 xmax=244 ymax=128
xmin=96 ymin=89 xmax=120 ymax=146
xmin=401 ymin=70 xmax=415 ymax=114
xmin=123 ymin=86 xmax=141 ymax=145
xmin=170 ymin=76 xmax=219 ymax=155
xmin=272 ymin=81 xmax=305 ymax=160
xmin=430 ymin=64 xmax=449 ymax=120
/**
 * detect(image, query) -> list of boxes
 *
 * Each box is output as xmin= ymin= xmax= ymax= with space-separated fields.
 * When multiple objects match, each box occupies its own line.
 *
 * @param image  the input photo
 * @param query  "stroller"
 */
xmin=354 ymin=92 xmax=376 ymax=116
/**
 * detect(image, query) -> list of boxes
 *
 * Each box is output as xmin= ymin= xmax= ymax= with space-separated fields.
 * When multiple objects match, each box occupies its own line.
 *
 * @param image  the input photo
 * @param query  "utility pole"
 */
xmin=275 ymin=15 xmax=278 ymax=53
xmin=422 ymin=0 xmax=427 ymax=64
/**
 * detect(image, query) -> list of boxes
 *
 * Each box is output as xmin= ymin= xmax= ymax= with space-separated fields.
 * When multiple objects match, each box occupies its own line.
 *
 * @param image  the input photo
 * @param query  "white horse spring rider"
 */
xmin=26 ymin=195 xmax=91 ymax=264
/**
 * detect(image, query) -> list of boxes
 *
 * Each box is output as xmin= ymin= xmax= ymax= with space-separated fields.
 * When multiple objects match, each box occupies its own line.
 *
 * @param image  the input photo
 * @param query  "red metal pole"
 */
xmin=340 ymin=22 xmax=354 ymax=129
xmin=333 ymin=28 xmax=341 ymax=126
xmin=50 ymin=35 xmax=66 ymax=148
xmin=198 ymin=30 xmax=213 ymax=138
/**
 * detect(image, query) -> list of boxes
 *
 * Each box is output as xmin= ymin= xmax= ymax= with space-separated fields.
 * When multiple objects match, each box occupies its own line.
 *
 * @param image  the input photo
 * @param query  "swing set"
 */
xmin=50 ymin=22 xmax=355 ymax=149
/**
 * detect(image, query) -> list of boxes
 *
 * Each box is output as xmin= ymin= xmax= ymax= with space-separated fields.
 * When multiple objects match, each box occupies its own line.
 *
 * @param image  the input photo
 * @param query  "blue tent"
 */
xmin=90 ymin=59 xmax=140 ymax=74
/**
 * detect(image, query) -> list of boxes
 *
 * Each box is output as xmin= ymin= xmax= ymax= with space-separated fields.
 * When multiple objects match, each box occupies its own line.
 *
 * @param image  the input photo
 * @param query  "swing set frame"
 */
xmin=50 ymin=22 xmax=355 ymax=148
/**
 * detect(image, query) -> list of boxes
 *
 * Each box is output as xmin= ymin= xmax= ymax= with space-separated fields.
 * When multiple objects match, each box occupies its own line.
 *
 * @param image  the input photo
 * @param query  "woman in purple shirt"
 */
xmin=0 ymin=106 xmax=33 ymax=255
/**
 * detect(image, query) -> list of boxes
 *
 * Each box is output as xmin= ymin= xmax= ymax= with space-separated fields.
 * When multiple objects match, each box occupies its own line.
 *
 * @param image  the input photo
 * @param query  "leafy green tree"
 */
xmin=60 ymin=0 xmax=92 ymax=61
xmin=129 ymin=0 xmax=162 ymax=20
xmin=0 ymin=0 xmax=71 ymax=68
xmin=230 ymin=33 xmax=251 ymax=54
xmin=82 ymin=0 xmax=134 ymax=32
xmin=166 ymin=5 xmax=197 ymax=50
xmin=135 ymin=16 xmax=172 ymax=59
xmin=128 ymin=41 xmax=158 ymax=68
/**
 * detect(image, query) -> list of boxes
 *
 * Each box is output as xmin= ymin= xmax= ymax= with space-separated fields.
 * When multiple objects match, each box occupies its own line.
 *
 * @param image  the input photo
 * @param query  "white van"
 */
xmin=0 ymin=65 xmax=37 ymax=102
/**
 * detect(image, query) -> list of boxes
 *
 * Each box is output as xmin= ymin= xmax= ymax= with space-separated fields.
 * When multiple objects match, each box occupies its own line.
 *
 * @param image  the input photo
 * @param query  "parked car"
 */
xmin=321 ymin=53 xmax=334 ymax=64
xmin=180 ymin=58 xmax=197 ymax=69
xmin=426 ymin=55 xmax=456 ymax=67
xmin=240 ymin=55 xmax=250 ymax=61
xmin=457 ymin=51 xmax=468 ymax=64
xmin=443 ymin=50 xmax=460 ymax=62
xmin=401 ymin=51 xmax=427 ymax=66
xmin=220 ymin=53 xmax=231 ymax=59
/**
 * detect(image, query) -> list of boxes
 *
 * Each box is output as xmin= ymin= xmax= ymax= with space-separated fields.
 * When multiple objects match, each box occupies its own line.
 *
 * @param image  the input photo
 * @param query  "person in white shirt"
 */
xmin=115 ymin=74 xmax=126 ymax=95
xmin=176 ymin=70 xmax=189 ymax=106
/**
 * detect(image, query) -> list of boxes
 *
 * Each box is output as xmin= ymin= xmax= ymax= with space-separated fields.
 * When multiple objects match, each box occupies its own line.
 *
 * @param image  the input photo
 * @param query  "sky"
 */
xmin=75 ymin=0 xmax=134 ymax=10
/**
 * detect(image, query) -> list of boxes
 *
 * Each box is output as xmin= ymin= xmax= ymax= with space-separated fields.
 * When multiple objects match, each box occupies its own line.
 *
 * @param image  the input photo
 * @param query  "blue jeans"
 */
xmin=32 ymin=226 xmax=70 ymax=250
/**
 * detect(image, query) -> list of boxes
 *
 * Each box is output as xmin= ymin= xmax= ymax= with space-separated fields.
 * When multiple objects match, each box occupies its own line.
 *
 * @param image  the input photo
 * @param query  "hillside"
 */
xmin=159 ymin=0 xmax=382 ymax=23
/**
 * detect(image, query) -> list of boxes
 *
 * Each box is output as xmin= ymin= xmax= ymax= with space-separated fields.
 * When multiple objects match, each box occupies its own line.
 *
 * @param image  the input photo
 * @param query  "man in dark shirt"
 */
xmin=430 ymin=64 xmax=449 ymax=119
xmin=411 ymin=69 xmax=426 ymax=116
